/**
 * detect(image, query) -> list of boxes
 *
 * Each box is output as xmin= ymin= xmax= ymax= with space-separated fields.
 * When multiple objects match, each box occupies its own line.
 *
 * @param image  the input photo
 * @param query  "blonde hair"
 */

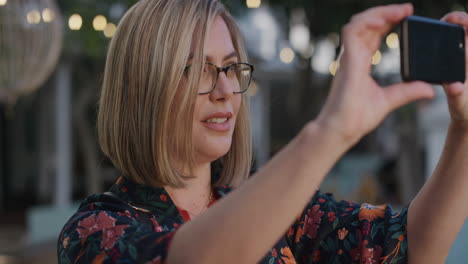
xmin=97 ymin=0 xmax=252 ymax=188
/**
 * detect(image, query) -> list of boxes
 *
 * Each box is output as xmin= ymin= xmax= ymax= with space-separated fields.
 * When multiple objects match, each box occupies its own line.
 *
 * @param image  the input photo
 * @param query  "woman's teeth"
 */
xmin=205 ymin=118 xmax=227 ymax=123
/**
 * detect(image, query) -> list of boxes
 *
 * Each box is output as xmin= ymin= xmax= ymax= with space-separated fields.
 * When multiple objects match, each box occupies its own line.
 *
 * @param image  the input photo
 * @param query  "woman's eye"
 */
xmin=228 ymin=64 xmax=238 ymax=71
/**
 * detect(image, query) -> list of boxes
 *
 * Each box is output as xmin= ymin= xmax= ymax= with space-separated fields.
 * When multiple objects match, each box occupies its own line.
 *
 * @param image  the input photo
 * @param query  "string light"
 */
xmin=280 ymin=48 xmax=295 ymax=64
xmin=93 ymin=15 xmax=107 ymax=31
xmin=103 ymin=23 xmax=117 ymax=38
xmin=27 ymin=10 xmax=41 ymax=24
xmin=372 ymin=50 xmax=382 ymax=65
xmin=68 ymin=14 xmax=82 ymax=30
xmin=42 ymin=8 xmax=55 ymax=23
xmin=246 ymin=0 xmax=261 ymax=8
xmin=386 ymin=33 xmax=399 ymax=49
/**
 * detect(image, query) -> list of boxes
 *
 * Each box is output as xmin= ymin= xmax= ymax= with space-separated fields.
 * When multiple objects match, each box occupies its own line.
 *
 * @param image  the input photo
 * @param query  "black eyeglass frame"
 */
xmin=195 ymin=62 xmax=255 ymax=95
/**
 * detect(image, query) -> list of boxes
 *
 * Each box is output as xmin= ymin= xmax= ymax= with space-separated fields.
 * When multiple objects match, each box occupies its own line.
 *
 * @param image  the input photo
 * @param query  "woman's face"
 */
xmin=191 ymin=16 xmax=242 ymax=164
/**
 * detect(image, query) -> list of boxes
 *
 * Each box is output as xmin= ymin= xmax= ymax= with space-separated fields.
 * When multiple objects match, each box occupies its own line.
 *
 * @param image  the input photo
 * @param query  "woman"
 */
xmin=57 ymin=0 xmax=468 ymax=263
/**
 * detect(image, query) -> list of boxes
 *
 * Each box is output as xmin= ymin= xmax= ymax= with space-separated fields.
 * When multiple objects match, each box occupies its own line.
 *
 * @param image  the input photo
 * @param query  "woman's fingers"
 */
xmin=443 ymin=82 xmax=465 ymax=97
xmin=442 ymin=11 xmax=468 ymax=27
xmin=384 ymin=81 xmax=435 ymax=111
xmin=341 ymin=3 xmax=413 ymax=72
xmin=349 ymin=3 xmax=413 ymax=32
xmin=441 ymin=12 xmax=468 ymax=121
xmin=443 ymin=82 xmax=468 ymax=121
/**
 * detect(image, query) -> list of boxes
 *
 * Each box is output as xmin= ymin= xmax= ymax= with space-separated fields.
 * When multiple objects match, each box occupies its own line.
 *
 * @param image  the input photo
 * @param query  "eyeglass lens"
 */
xmin=199 ymin=63 xmax=252 ymax=94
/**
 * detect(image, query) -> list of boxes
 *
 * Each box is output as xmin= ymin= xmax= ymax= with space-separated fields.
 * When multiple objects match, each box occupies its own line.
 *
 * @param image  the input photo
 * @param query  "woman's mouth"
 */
xmin=202 ymin=113 xmax=232 ymax=132
xmin=205 ymin=118 xmax=228 ymax=123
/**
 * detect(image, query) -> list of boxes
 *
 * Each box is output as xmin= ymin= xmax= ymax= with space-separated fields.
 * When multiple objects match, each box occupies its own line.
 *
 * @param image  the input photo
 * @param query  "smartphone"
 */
xmin=399 ymin=15 xmax=465 ymax=84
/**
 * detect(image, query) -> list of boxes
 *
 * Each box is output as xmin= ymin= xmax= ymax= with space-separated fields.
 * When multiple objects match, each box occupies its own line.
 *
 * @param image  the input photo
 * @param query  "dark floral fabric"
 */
xmin=58 ymin=176 xmax=409 ymax=264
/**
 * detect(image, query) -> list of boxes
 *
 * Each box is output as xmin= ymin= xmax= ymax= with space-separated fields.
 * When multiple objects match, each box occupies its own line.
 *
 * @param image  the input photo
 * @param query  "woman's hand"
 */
xmin=442 ymin=12 xmax=468 ymax=130
xmin=316 ymin=3 xmax=435 ymax=146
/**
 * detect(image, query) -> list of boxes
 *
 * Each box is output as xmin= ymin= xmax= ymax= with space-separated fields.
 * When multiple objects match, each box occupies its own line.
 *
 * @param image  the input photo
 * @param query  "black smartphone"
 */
xmin=400 ymin=15 xmax=465 ymax=84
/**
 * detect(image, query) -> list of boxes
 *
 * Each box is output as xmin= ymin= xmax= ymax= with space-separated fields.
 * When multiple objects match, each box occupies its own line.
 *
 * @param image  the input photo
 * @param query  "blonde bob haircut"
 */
xmin=98 ymin=0 xmax=252 ymax=188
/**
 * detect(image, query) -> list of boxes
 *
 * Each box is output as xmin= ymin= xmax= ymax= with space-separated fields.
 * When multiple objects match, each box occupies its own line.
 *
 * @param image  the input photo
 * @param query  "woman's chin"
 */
xmin=196 ymin=143 xmax=232 ymax=163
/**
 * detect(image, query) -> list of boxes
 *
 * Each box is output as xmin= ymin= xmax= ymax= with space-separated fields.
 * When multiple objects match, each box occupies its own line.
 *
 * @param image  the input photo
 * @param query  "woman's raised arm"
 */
xmin=407 ymin=11 xmax=468 ymax=264
xmin=167 ymin=4 xmax=436 ymax=264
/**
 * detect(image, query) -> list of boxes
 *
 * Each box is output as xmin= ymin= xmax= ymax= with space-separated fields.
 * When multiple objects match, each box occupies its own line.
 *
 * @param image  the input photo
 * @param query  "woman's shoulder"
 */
xmin=57 ymin=191 xmax=178 ymax=263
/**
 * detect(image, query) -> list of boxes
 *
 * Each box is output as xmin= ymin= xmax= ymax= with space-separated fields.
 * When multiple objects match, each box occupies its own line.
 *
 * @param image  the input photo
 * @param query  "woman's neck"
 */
xmin=164 ymin=163 xmax=212 ymax=218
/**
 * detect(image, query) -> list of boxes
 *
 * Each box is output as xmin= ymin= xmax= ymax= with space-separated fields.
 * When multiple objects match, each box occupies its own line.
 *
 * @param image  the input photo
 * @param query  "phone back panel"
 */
xmin=400 ymin=16 xmax=465 ymax=84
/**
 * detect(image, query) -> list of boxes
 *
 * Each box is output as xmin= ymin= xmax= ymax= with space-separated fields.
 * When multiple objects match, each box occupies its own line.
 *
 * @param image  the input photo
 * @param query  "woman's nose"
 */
xmin=210 ymin=72 xmax=234 ymax=100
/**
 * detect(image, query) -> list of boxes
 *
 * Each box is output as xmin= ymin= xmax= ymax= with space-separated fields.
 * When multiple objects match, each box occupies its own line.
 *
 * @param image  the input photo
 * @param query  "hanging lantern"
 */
xmin=0 ymin=0 xmax=63 ymax=104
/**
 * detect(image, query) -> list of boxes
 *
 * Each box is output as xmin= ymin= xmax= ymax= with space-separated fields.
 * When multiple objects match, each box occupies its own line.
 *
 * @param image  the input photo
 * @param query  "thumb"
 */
xmin=384 ymin=81 xmax=435 ymax=111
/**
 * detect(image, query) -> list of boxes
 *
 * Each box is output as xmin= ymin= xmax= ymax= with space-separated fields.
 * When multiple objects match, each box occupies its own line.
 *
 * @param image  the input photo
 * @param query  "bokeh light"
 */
xmin=42 ymin=8 xmax=55 ymax=23
xmin=103 ymin=23 xmax=117 ymax=38
xmin=386 ymin=33 xmax=399 ymax=49
xmin=247 ymin=0 xmax=261 ymax=8
xmin=280 ymin=48 xmax=295 ymax=64
xmin=372 ymin=50 xmax=382 ymax=65
xmin=27 ymin=10 xmax=41 ymax=24
xmin=93 ymin=15 xmax=107 ymax=31
xmin=68 ymin=14 xmax=82 ymax=30
xmin=0 ymin=0 xmax=6 ymax=6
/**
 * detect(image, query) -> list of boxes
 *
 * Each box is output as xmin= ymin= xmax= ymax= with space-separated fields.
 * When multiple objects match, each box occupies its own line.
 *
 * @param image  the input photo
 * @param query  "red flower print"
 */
xmin=100 ymin=224 xmax=128 ymax=250
xmin=361 ymin=245 xmax=383 ymax=264
xmin=312 ymin=250 xmax=320 ymax=262
xmin=272 ymin=248 xmax=278 ymax=257
xmin=318 ymin=198 xmax=326 ymax=203
xmin=328 ymin=212 xmax=336 ymax=222
xmin=362 ymin=221 xmax=371 ymax=236
xmin=350 ymin=247 xmax=361 ymax=262
xmin=151 ymin=218 xmax=164 ymax=232
xmin=303 ymin=205 xmax=324 ymax=239
xmin=121 ymin=186 xmax=128 ymax=192
xmin=287 ymin=227 xmax=294 ymax=237
xmin=117 ymin=210 xmax=132 ymax=217
xmin=160 ymin=194 xmax=167 ymax=202
xmin=358 ymin=203 xmax=385 ymax=222
xmin=108 ymin=247 xmax=121 ymax=262
xmin=77 ymin=212 xmax=116 ymax=239
xmin=145 ymin=256 xmax=162 ymax=264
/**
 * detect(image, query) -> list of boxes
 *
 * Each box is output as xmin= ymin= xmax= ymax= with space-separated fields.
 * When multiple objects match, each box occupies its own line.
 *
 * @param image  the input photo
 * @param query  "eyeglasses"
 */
xmin=185 ymin=62 xmax=255 ymax=95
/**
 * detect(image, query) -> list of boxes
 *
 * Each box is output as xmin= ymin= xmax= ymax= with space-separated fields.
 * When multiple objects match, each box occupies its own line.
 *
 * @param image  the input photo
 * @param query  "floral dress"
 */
xmin=57 ymin=176 xmax=409 ymax=264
